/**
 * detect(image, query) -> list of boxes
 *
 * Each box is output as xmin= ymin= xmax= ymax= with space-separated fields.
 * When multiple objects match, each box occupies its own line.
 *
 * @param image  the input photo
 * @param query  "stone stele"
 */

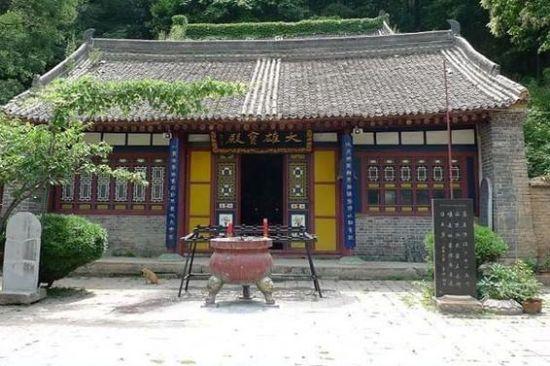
xmin=435 ymin=295 xmax=482 ymax=313
xmin=0 ymin=212 xmax=46 ymax=305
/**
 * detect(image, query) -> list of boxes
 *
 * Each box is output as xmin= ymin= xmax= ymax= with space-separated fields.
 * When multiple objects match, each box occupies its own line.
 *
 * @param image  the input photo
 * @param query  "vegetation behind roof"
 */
xmin=181 ymin=16 xmax=386 ymax=40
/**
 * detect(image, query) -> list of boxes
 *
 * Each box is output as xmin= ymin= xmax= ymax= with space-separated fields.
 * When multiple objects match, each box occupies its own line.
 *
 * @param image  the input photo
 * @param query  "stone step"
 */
xmin=72 ymin=256 xmax=428 ymax=281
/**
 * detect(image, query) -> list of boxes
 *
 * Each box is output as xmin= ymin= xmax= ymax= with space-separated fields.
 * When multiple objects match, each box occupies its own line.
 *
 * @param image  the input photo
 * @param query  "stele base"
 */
xmin=0 ymin=288 xmax=47 ymax=305
xmin=434 ymin=295 xmax=482 ymax=313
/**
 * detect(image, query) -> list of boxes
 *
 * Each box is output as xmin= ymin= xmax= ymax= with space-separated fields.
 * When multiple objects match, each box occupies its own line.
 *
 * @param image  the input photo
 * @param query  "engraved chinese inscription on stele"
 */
xmin=1 ymin=212 xmax=42 ymax=294
xmin=432 ymin=199 xmax=476 ymax=298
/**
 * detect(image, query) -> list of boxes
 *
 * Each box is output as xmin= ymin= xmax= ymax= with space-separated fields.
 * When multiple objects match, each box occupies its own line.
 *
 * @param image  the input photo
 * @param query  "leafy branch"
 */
xmin=1 ymin=76 xmax=245 ymax=239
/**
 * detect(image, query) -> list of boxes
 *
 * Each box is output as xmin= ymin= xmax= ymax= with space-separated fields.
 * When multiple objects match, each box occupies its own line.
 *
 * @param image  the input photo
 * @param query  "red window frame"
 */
xmin=52 ymin=152 xmax=168 ymax=215
xmin=356 ymin=150 xmax=477 ymax=216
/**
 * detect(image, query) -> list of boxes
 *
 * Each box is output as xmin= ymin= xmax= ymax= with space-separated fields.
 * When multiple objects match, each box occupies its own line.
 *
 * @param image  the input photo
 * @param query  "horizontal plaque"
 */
xmin=211 ymin=130 xmax=312 ymax=154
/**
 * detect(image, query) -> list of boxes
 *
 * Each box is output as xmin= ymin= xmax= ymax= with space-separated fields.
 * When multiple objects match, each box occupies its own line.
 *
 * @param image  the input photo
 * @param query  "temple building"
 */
xmin=2 ymin=21 xmax=537 ymax=261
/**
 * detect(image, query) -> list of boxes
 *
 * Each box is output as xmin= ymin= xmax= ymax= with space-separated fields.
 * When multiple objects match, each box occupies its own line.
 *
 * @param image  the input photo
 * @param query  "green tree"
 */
xmin=151 ymin=0 xmax=310 ymax=34
xmin=0 ymin=0 xmax=80 ymax=104
xmin=481 ymin=0 xmax=550 ymax=54
xmin=76 ymin=0 xmax=155 ymax=39
xmin=523 ymin=69 xmax=550 ymax=177
xmin=0 ymin=76 xmax=244 ymax=241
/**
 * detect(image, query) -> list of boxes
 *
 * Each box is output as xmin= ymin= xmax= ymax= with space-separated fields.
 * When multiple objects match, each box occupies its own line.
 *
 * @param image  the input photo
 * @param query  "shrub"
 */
xmin=40 ymin=214 xmax=107 ymax=287
xmin=167 ymin=15 xmax=188 ymax=40
xmin=185 ymin=16 xmax=384 ymax=40
xmin=541 ymin=253 xmax=550 ymax=272
xmin=478 ymin=261 xmax=541 ymax=302
xmin=524 ymin=257 xmax=539 ymax=273
xmin=424 ymin=224 xmax=508 ymax=273
xmin=172 ymin=14 xmax=188 ymax=26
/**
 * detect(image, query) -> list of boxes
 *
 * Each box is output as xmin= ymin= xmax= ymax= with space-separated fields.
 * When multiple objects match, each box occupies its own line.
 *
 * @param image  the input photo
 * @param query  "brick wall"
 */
xmin=0 ymin=185 xmax=45 ymax=217
xmin=529 ymin=178 xmax=550 ymax=261
xmin=479 ymin=108 xmax=537 ymax=258
xmin=81 ymin=215 xmax=166 ymax=257
xmin=355 ymin=214 xmax=430 ymax=262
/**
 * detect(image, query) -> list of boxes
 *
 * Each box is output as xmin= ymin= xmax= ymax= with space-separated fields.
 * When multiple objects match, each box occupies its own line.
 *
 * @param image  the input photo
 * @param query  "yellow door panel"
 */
xmin=315 ymin=218 xmax=337 ymax=251
xmin=190 ymin=151 xmax=211 ymax=182
xmin=187 ymin=150 xmax=212 ymax=250
xmin=314 ymin=150 xmax=336 ymax=182
xmin=314 ymin=184 xmax=336 ymax=216
xmin=189 ymin=184 xmax=211 ymax=216
xmin=313 ymin=149 xmax=339 ymax=253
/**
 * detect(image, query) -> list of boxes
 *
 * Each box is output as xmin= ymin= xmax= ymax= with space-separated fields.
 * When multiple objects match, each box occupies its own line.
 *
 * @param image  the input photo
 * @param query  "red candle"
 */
xmin=262 ymin=218 xmax=268 ymax=237
xmin=226 ymin=223 xmax=234 ymax=237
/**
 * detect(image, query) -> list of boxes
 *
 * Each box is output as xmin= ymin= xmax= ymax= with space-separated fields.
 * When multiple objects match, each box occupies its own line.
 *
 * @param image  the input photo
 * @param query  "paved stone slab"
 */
xmin=72 ymin=256 xmax=428 ymax=280
xmin=0 ymin=277 xmax=548 ymax=366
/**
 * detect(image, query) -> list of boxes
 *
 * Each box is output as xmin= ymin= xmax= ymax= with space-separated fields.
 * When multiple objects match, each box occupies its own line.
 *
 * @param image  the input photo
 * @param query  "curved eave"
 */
xmin=6 ymin=107 xmax=505 ymax=134
xmin=448 ymin=36 xmax=528 ymax=104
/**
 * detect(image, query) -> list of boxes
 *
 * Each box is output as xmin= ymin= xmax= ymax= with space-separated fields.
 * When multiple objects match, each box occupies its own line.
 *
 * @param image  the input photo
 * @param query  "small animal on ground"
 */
xmin=141 ymin=268 xmax=160 ymax=284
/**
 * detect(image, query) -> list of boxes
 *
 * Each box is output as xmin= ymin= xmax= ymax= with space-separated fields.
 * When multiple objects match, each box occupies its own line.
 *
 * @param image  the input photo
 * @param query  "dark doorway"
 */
xmin=240 ymin=154 xmax=284 ymax=226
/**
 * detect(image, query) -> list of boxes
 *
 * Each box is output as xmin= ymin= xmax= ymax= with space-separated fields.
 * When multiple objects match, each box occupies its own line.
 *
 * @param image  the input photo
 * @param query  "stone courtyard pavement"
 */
xmin=0 ymin=278 xmax=549 ymax=366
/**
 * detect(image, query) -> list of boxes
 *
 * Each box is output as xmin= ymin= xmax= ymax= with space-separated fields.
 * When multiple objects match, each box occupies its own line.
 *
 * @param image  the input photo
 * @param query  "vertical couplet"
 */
xmin=165 ymin=134 xmax=180 ymax=251
xmin=340 ymin=133 xmax=356 ymax=249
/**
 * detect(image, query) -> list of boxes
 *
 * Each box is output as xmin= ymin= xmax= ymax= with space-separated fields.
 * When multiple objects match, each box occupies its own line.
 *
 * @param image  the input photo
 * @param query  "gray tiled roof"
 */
xmin=3 ymin=28 xmax=527 ymax=124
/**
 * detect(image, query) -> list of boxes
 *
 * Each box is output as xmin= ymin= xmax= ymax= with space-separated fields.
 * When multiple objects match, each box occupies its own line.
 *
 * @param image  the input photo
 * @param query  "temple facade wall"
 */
xmin=81 ymin=215 xmax=166 ymax=257
xmin=2 ymin=109 xmax=543 ymax=262
xmin=479 ymin=109 xmax=537 ymax=259
xmin=1 ymin=185 xmax=44 ymax=217
xmin=529 ymin=178 xmax=550 ymax=261
xmin=354 ymin=215 xmax=430 ymax=262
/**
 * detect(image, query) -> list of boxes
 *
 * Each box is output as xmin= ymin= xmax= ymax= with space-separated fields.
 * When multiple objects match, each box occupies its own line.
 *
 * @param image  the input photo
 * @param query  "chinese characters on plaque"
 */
xmin=211 ymin=130 xmax=312 ymax=153
xmin=341 ymin=134 xmax=356 ymax=249
xmin=432 ymin=199 xmax=476 ymax=298
xmin=165 ymin=137 xmax=180 ymax=249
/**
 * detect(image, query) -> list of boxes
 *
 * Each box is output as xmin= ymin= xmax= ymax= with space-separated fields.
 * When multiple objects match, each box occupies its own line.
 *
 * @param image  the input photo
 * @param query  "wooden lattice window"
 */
xmin=54 ymin=153 xmax=168 ymax=214
xmin=358 ymin=151 xmax=476 ymax=215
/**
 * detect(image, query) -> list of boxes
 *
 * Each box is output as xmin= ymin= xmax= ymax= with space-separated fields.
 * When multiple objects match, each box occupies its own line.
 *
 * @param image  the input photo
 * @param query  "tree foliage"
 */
xmin=181 ymin=17 xmax=384 ymax=40
xmin=77 ymin=0 xmax=155 ymax=39
xmin=0 ymin=76 xmax=244 ymax=239
xmin=38 ymin=76 xmax=245 ymax=122
xmin=0 ymin=0 xmax=80 ymax=104
xmin=481 ymin=0 xmax=550 ymax=53
xmin=523 ymin=69 xmax=550 ymax=177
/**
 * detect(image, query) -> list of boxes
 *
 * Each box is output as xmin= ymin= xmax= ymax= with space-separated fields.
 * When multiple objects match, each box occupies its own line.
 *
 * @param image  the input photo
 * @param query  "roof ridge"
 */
xmin=93 ymin=29 xmax=452 ymax=50
xmin=91 ymin=30 xmax=453 ymax=63
xmin=34 ymin=42 xmax=91 ymax=87
xmin=451 ymin=36 xmax=528 ymax=103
